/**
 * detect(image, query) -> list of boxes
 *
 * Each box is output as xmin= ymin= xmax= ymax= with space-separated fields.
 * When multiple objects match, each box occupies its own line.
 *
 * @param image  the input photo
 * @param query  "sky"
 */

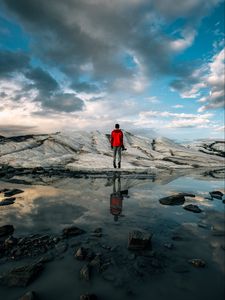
xmin=0 ymin=0 xmax=224 ymax=141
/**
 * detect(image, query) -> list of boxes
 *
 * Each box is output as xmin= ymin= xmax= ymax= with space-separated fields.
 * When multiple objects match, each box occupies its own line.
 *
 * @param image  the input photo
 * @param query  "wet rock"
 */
xmin=4 ymin=236 xmax=18 ymax=248
xmin=172 ymin=235 xmax=183 ymax=241
xmin=209 ymin=191 xmax=224 ymax=200
xmin=80 ymin=264 xmax=91 ymax=281
xmin=189 ymin=258 xmax=206 ymax=268
xmin=0 ymin=262 xmax=44 ymax=287
xmin=128 ymin=230 xmax=153 ymax=250
xmin=62 ymin=226 xmax=86 ymax=238
xmin=93 ymin=228 xmax=102 ymax=234
xmin=0 ymin=197 xmax=16 ymax=206
xmin=55 ymin=241 xmax=68 ymax=254
xmin=4 ymin=189 xmax=23 ymax=197
xmin=159 ymin=193 xmax=193 ymax=206
xmin=183 ymin=204 xmax=202 ymax=213
xmin=89 ymin=255 xmax=101 ymax=270
xmin=164 ymin=242 xmax=174 ymax=249
xmin=0 ymin=225 xmax=14 ymax=237
xmin=74 ymin=247 xmax=87 ymax=260
xmin=80 ymin=294 xmax=98 ymax=300
xmin=18 ymin=291 xmax=36 ymax=300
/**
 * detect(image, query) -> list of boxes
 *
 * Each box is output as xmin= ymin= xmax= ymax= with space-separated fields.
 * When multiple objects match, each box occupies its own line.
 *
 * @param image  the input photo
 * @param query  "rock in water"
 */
xmin=4 ymin=189 xmax=24 ymax=197
xmin=0 ymin=197 xmax=16 ymax=206
xmin=183 ymin=204 xmax=202 ymax=213
xmin=159 ymin=193 xmax=194 ymax=206
xmin=209 ymin=191 xmax=224 ymax=200
xmin=74 ymin=247 xmax=87 ymax=260
xmin=0 ymin=262 xmax=44 ymax=287
xmin=128 ymin=230 xmax=153 ymax=250
xmin=80 ymin=264 xmax=91 ymax=281
xmin=18 ymin=291 xmax=36 ymax=300
xmin=0 ymin=225 xmax=14 ymax=237
xmin=62 ymin=226 xmax=85 ymax=237
xmin=188 ymin=258 xmax=206 ymax=268
xmin=80 ymin=294 xmax=98 ymax=300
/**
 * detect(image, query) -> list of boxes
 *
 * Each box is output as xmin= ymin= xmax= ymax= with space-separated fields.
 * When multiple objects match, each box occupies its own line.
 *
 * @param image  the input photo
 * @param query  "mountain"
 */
xmin=0 ymin=131 xmax=224 ymax=171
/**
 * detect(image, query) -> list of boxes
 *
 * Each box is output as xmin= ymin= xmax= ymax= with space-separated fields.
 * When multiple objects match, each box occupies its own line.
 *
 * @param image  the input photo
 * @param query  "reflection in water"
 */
xmin=110 ymin=174 xmax=129 ymax=221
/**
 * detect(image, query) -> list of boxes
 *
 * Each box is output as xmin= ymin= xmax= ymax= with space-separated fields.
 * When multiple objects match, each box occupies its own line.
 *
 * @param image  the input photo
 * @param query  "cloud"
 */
xmin=172 ymin=104 xmax=184 ymax=108
xmin=0 ymin=50 xmax=29 ymax=77
xmin=171 ymin=47 xmax=225 ymax=110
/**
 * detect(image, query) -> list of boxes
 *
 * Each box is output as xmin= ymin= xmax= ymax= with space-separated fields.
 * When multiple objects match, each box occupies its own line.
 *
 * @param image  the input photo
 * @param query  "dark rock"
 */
xmin=80 ymin=294 xmax=98 ymax=300
xmin=4 ymin=189 xmax=23 ymax=197
xmin=188 ymin=258 xmax=206 ymax=268
xmin=183 ymin=204 xmax=202 ymax=213
xmin=159 ymin=193 xmax=194 ymax=206
xmin=172 ymin=235 xmax=183 ymax=241
xmin=62 ymin=226 xmax=85 ymax=237
xmin=89 ymin=255 xmax=101 ymax=270
xmin=164 ymin=242 xmax=174 ymax=249
xmin=128 ymin=230 xmax=153 ymax=250
xmin=80 ymin=264 xmax=91 ymax=281
xmin=0 ymin=262 xmax=44 ymax=287
xmin=0 ymin=225 xmax=14 ymax=237
xmin=209 ymin=191 xmax=224 ymax=200
xmin=74 ymin=247 xmax=87 ymax=260
xmin=4 ymin=236 xmax=18 ymax=248
xmin=18 ymin=291 xmax=36 ymax=300
xmin=55 ymin=241 xmax=68 ymax=254
xmin=0 ymin=197 xmax=16 ymax=206
xmin=93 ymin=228 xmax=102 ymax=233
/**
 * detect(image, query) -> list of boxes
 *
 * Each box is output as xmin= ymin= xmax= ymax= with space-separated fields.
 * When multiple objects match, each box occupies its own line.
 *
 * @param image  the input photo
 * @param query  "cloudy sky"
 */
xmin=0 ymin=0 xmax=224 ymax=141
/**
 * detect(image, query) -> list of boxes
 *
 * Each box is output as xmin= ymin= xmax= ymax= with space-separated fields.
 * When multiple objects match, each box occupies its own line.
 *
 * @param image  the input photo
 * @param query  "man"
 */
xmin=110 ymin=123 xmax=124 ymax=168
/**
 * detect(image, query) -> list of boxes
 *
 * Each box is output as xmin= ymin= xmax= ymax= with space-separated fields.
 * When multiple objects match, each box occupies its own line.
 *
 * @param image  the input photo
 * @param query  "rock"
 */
xmin=164 ymin=242 xmax=174 ymax=249
xmin=128 ymin=230 xmax=153 ymax=250
xmin=4 ymin=236 xmax=18 ymax=248
xmin=188 ymin=258 xmax=206 ymax=268
xmin=80 ymin=294 xmax=98 ymax=300
xmin=0 ymin=225 xmax=14 ymax=237
xmin=55 ymin=241 xmax=68 ymax=254
xmin=183 ymin=204 xmax=202 ymax=213
xmin=0 ymin=197 xmax=16 ymax=206
xmin=74 ymin=247 xmax=87 ymax=260
xmin=0 ymin=262 xmax=44 ymax=287
xmin=4 ymin=189 xmax=24 ymax=197
xmin=159 ymin=194 xmax=185 ymax=205
xmin=80 ymin=264 xmax=91 ymax=281
xmin=93 ymin=228 xmax=102 ymax=233
xmin=89 ymin=255 xmax=101 ymax=270
xmin=62 ymin=226 xmax=85 ymax=238
xmin=18 ymin=291 xmax=36 ymax=300
xmin=172 ymin=235 xmax=183 ymax=241
xmin=209 ymin=191 xmax=224 ymax=200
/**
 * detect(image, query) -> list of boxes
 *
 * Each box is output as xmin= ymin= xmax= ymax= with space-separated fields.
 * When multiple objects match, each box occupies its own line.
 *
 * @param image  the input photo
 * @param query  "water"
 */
xmin=0 ymin=172 xmax=224 ymax=300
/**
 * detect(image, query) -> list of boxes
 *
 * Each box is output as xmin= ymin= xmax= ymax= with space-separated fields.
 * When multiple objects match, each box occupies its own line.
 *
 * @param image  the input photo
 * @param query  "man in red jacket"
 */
xmin=110 ymin=123 xmax=124 ymax=168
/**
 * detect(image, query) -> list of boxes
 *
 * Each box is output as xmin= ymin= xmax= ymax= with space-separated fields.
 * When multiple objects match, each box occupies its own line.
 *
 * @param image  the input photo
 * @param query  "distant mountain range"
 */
xmin=0 ymin=131 xmax=224 ymax=171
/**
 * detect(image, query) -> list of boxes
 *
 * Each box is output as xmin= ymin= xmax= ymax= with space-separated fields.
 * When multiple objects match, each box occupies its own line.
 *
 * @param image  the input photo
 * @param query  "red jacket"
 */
xmin=111 ymin=129 xmax=123 ymax=147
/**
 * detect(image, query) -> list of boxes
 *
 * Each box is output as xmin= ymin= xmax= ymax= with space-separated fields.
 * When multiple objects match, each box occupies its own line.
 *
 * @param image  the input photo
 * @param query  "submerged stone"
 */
xmin=128 ymin=230 xmax=153 ymax=250
xmin=80 ymin=264 xmax=91 ymax=281
xmin=0 ymin=197 xmax=16 ymax=206
xmin=0 ymin=225 xmax=14 ymax=237
xmin=4 ymin=189 xmax=24 ymax=197
xmin=18 ymin=291 xmax=36 ymax=300
xmin=188 ymin=258 xmax=206 ymax=268
xmin=158 ymin=193 xmax=194 ymax=206
xmin=0 ymin=262 xmax=44 ymax=287
xmin=62 ymin=226 xmax=86 ymax=237
xmin=183 ymin=204 xmax=202 ymax=213
xmin=209 ymin=191 xmax=224 ymax=200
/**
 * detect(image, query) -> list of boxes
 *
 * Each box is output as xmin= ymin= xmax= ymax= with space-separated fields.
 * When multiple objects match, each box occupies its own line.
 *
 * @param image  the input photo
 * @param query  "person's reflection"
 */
xmin=110 ymin=174 xmax=129 ymax=222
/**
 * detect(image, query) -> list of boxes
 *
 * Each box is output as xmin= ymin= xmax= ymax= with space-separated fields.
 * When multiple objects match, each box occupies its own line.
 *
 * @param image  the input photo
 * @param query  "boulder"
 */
xmin=128 ymin=230 xmax=153 ymax=250
xmin=209 ymin=191 xmax=224 ymax=200
xmin=159 ymin=193 xmax=194 ymax=206
xmin=0 ymin=225 xmax=14 ymax=237
xmin=80 ymin=264 xmax=91 ymax=281
xmin=18 ymin=291 xmax=36 ymax=300
xmin=4 ymin=189 xmax=24 ymax=197
xmin=188 ymin=258 xmax=206 ymax=268
xmin=0 ymin=262 xmax=44 ymax=287
xmin=0 ymin=197 xmax=16 ymax=206
xmin=62 ymin=226 xmax=85 ymax=238
xmin=183 ymin=204 xmax=202 ymax=213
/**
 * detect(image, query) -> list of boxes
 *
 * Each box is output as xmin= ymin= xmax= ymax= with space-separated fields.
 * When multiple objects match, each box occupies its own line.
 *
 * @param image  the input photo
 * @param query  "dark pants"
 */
xmin=113 ymin=146 xmax=122 ymax=164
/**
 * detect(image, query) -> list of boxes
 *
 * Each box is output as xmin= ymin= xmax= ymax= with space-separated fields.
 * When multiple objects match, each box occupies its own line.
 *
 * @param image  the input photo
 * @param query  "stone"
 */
xmin=4 ymin=236 xmax=18 ymax=248
xmin=128 ymin=230 xmax=152 ymax=250
xmin=188 ymin=258 xmax=206 ymax=268
xmin=158 ymin=193 xmax=194 ymax=206
xmin=55 ymin=241 xmax=68 ymax=254
xmin=74 ymin=247 xmax=87 ymax=260
xmin=209 ymin=191 xmax=224 ymax=200
xmin=0 ymin=225 xmax=14 ymax=237
xmin=80 ymin=294 xmax=98 ymax=300
xmin=0 ymin=262 xmax=44 ymax=287
xmin=62 ymin=226 xmax=85 ymax=237
xmin=164 ymin=242 xmax=174 ymax=249
xmin=18 ymin=291 xmax=36 ymax=300
xmin=80 ymin=264 xmax=91 ymax=281
xmin=0 ymin=197 xmax=16 ymax=206
xmin=89 ymin=255 xmax=101 ymax=270
xmin=93 ymin=228 xmax=102 ymax=233
xmin=4 ymin=189 xmax=24 ymax=197
xmin=183 ymin=204 xmax=202 ymax=213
